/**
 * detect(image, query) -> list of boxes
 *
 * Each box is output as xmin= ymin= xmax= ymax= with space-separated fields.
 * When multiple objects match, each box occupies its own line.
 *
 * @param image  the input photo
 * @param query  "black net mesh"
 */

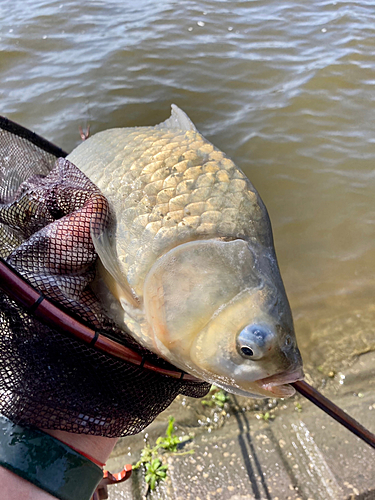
xmin=0 ymin=117 xmax=210 ymax=437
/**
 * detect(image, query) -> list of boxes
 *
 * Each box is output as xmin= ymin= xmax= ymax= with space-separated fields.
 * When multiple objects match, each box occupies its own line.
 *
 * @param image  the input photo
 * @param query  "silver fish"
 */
xmin=68 ymin=105 xmax=303 ymax=398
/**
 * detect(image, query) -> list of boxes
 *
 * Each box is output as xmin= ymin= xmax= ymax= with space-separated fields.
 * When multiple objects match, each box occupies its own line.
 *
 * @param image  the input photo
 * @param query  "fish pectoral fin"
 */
xmin=91 ymin=228 xmax=140 ymax=309
xmin=156 ymin=104 xmax=197 ymax=132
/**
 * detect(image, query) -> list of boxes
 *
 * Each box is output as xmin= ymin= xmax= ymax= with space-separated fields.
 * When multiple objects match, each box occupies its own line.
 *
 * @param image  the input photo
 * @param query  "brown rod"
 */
xmin=0 ymin=258 xmax=200 ymax=382
xmin=292 ymin=380 xmax=375 ymax=450
xmin=2 ymin=258 xmax=375 ymax=442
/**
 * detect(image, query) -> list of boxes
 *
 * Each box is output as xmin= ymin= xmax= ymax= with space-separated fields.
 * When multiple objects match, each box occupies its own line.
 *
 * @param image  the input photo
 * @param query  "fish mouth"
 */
xmin=254 ymin=367 xmax=305 ymax=397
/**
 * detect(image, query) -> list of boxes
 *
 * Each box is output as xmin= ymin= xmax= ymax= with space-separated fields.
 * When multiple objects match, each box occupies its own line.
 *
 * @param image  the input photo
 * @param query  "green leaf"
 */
xmin=201 ymin=400 xmax=213 ymax=407
xmin=166 ymin=417 xmax=175 ymax=439
xmin=151 ymin=458 xmax=161 ymax=469
xmin=150 ymin=476 xmax=156 ymax=490
xmin=216 ymin=392 xmax=227 ymax=402
xmin=140 ymin=446 xmax=153 ymax=463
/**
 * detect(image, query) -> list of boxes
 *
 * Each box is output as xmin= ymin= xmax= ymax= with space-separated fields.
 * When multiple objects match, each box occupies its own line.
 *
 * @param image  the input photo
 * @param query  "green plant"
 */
xmin=133 ymin=416 xmax=193 ymax=492
xmin=201 ymin=385 xmax=230 ymax=408
xmin=256 ymin=411 xmax=275 ymax=422
xmin=144 ymin=459 xmax=168 ymax=491
xmin=294 ymin=402 xmax=303 ymax=413
xmin=156 ymin=417 xmax=191 ymax=452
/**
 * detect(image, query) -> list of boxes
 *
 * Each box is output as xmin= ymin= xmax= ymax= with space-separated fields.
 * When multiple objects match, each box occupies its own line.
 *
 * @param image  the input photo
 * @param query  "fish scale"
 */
xmin=69 ymin=119 xmax=270 ymax=294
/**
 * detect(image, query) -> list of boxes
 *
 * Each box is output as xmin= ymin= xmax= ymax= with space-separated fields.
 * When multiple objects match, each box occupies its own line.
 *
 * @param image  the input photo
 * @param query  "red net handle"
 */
xmin=0 ymin=257 xmax=200 ymax=382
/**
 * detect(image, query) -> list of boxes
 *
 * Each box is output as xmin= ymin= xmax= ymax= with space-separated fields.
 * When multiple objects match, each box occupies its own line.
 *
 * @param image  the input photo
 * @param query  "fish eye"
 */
xmin=240 ymin=346 xmax=254 ymax=357
xmin=237 ymin=324 xmax=275 ymax=360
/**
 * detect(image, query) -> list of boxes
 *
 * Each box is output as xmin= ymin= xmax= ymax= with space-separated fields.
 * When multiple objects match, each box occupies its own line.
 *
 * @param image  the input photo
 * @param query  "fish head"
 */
xmin=189 ymin=278 xmax=304 ymax=398
xmin=144 ymin=238 xmax=303 ymax=398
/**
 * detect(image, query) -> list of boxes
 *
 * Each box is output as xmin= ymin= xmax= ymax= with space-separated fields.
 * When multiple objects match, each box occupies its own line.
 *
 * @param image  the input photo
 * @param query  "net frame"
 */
xmin=0 ymin=257 xmax=200 ymax=382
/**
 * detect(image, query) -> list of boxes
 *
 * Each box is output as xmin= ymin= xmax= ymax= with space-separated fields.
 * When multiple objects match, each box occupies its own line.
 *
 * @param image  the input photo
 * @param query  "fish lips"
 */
xmin=253 ymin=367 xmax=305 ymax=397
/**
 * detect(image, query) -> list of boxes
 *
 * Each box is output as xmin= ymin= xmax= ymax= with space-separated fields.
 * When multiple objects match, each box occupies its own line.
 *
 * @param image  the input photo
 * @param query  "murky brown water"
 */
xmin=1 ymin=0 xmax=374 ymax=370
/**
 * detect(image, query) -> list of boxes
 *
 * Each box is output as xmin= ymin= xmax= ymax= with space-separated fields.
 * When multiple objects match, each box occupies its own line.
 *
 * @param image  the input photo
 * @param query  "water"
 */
xmin=1 ymin=0 xmax=374 ymax=370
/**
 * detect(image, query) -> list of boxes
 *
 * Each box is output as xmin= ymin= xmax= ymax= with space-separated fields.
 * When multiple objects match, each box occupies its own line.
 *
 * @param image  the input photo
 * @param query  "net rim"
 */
xmin=0 ymin=115 xmax=68 ymax=159
xmin=0 ymin=257 xmax=203 ymax=384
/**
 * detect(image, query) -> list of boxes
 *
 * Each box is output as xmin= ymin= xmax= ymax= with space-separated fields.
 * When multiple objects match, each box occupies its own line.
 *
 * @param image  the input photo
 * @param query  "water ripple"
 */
xmin=0 ymin=0 xmax=374 ymax=348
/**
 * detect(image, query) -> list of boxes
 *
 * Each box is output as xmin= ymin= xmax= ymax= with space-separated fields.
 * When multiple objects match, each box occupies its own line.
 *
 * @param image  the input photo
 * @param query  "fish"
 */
xmin=67 ymin=105 xmax=304 ymax=398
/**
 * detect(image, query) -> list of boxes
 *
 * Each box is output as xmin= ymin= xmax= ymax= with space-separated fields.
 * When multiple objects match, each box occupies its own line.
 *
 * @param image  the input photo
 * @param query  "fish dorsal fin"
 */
xmin=91 ymin=228 xmax=140 ymax=309
xmin=157 ymin=104 xmax=197 ymax=132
